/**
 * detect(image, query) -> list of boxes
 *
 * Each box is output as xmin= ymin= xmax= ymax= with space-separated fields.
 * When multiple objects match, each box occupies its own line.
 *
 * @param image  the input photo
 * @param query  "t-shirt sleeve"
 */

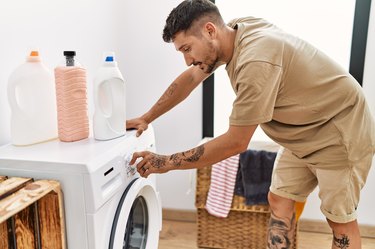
xmin=229 ymin=61 xmax=282 ymax=126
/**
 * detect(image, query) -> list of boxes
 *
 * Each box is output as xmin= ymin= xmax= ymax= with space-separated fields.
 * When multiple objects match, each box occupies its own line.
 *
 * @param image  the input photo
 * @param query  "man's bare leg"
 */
xmin=267 ymin=192 xmax=296 ymax=249
xmin=327 ymin=219 xmax=361 ymax=249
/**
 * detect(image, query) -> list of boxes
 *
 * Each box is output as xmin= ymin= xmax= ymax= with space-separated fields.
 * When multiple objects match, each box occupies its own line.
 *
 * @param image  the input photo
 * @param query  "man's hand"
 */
xmin=130 ymin=151 xmax=171 ymax=178
xmin=126 ymin=117 xmax=149 ymax=137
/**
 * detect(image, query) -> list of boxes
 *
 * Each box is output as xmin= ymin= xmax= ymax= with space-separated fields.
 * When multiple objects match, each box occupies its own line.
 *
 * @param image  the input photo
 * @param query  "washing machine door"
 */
xmin=109 ymin=177 xmax=161 ymax=249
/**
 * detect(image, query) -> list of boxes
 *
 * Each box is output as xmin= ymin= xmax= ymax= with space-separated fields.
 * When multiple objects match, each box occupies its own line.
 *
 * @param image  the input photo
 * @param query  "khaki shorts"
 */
xmin=269 ymin=145 xmax=374 ymax=223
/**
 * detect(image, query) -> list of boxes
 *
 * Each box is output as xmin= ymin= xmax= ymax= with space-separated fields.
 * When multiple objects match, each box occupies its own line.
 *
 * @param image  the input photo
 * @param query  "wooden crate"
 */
xmin=0 ymin=175 xmax=66 ymax=249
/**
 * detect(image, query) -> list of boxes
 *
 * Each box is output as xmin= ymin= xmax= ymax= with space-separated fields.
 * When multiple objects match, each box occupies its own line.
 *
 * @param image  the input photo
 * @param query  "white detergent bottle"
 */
xmin=7 ymin=51 xmax=58 ymax=146
xmin=93 ymin=52 xmax=126 ymax=140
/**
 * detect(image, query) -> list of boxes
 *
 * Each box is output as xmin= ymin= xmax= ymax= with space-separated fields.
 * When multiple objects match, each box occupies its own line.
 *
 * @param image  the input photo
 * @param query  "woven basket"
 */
xmin=195 ymin=161 xmax=298 ymax=249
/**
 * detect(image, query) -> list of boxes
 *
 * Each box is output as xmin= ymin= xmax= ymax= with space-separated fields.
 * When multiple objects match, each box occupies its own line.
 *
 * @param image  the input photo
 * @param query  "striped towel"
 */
xmin=205 ymin=154 xmax=240 ymax=218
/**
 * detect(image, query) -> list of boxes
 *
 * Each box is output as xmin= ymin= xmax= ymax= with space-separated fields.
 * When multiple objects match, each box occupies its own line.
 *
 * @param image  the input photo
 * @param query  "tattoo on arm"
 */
xmin=170 ymin=153 xmax=182 ymax=167
xmin=169 ymin=145 xmax=205 ymax=167
xmin=267 ymin=211 xmax=295 ymax=249
xmin=150 ymin=155 xmax=167 ymax=169
xmin=157 ymin=82 xmax=177 ymax=106
xmin=333 ymin=234 xmax=350 ymax=249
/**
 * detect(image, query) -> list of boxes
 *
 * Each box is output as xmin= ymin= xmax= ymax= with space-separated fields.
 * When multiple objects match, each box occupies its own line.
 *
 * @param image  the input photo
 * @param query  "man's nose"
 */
xmin=184 ymin=54 xmax=193 ymax=66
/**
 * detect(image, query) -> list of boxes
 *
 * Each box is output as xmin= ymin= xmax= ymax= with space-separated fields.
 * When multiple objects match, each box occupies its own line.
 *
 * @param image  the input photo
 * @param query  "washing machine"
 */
xmin=0 ymin=125 xmax=162 ymax=249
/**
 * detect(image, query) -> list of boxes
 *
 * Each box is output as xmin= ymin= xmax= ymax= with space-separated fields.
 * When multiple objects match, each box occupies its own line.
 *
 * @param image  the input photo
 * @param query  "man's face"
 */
xmin=173 ymin=30 xmax=219 ymax=74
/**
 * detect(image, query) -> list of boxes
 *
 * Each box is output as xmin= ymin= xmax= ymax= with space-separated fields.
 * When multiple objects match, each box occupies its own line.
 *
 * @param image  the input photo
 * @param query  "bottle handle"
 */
xmin=94 ymin=80 xmax=100 ymax=114
xmin=95 ymin=80 xmax=109 ymax=118
xmin=7 ymin=82 xmax=23 ymax=115
xmin=96 ymin=77 xmax=123 ymax=118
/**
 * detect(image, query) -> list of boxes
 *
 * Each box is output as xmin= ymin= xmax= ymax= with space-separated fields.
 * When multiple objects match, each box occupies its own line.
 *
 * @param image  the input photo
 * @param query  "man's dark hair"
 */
xmin=162 ymin=0 xmax=223 ymax=43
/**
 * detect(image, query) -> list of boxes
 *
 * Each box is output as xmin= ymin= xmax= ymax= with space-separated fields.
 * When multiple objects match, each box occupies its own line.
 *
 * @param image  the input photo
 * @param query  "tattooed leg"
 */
xmin=267 ymin=211 xmax=296 ymax=249
xmin=327 ymin=219 xmax=361 ymax=249
xmin=333 ymin=234 xmax=351 ymax=249
xmin=267 ymin=192 xmax=296 ymax=249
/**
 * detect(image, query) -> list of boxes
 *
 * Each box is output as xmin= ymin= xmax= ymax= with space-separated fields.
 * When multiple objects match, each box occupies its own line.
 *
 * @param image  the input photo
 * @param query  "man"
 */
xmin=127 ymin=0 xmax=375 ymax=248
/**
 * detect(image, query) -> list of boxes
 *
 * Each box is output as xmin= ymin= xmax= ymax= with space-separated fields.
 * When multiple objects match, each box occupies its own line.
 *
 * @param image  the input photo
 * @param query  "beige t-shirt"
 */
xmin=226 ymin=17 xmax=375 ymax=159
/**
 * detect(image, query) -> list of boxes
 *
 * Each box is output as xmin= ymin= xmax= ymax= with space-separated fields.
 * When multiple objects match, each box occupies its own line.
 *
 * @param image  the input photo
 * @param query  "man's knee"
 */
xmin=327 ymin=219 xmax=361 ymax=248
xmin=268 ymin=192 xmax=295 ymax=217
xmin=327 ymin=219 xmax=359 ymax=233
xmin=267 ymin=192 xmax=297 ymax=249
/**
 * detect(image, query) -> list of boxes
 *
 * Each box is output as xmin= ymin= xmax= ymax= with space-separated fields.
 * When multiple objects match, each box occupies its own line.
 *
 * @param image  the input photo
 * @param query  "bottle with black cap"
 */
xmin=54 ymin=51 xmax=89 ymax=142
xmin=64 ymin=51 xmax=76 ymax=66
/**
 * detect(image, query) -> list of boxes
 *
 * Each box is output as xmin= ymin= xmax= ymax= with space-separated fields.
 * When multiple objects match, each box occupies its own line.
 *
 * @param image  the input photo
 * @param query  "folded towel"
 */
xmin=234 ymin=149 xmax=277 ymax=205
xmin=205 ymin=154 xmax=240 ymax=218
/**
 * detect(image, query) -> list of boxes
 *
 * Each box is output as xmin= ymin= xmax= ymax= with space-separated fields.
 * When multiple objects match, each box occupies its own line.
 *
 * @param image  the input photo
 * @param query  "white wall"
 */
xmin=211 ymin=0 xmax=375 ymax=226
xmin=0 ymin=0 xmax=122 ymax=144
xmin=116 ymin=0 xmax=202 ymax=210
xmin=360 ymin=0 xmax=375 ymax=227
xmin=214 ymin=0 xmax=355 ymax=138
xmin=364 ymin=1 xmax=375 ymax=117
xmin=0 ymin=0 xmax=201 ymax=210
xmin=1 ymin=0 xmax=373 ymax=225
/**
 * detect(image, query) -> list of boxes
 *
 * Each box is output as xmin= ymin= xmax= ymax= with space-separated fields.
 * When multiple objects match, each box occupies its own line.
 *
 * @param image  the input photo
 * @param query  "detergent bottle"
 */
xmin=54 ymin=51 xmax=89 ymax=142
xmin=93 ymin=52 xmax=126 ymax=140
xmin=7 ymin=51 xmax=58 ymax=146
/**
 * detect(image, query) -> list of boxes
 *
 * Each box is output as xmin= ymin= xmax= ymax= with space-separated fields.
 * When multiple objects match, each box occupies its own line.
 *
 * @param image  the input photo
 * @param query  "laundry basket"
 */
xmin=195 ymin=141 xmax=298 ymax=249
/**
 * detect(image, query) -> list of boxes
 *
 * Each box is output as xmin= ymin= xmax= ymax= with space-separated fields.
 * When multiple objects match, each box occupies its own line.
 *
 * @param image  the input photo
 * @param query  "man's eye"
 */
xmin=184 ymin=47 xmax=191 ymax=52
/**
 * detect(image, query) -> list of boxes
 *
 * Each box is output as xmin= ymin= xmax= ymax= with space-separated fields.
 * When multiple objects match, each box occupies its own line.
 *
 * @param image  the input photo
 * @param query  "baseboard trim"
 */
xmin=162 ymin=209 xmax=375 ymax=238
xmin=298 ymin=219 xmax=375 ymax=238
xmin=162 ymin=208 xmax=197 ymax=222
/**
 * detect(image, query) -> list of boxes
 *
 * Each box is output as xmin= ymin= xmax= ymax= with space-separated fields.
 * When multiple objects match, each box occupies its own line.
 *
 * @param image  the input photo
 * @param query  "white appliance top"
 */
xmin=0 ymin=128 xmax=155 ymax=173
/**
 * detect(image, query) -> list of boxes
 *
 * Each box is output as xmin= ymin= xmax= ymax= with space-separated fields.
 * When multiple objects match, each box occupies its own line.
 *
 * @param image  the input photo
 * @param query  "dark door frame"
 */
xmin=202 ymin=0 xmax=372 ymax=138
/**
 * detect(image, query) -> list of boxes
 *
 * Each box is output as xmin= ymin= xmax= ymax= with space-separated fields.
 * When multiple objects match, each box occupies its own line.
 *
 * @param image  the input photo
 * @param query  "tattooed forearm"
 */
xmin=169 ymin=153 xmax=182 ymax=167
xmin=267 ymin=211 xmax=295 ymax=249
xmin=150 ymin=155 xmax=167 ymax=169
xmin=182 ymin=145 xmax=205 ymax=162
xmin=333 ymin=234 xmax=350 ymax=249
xmin=157 ymin=83 xmax=177 ymax=106
xmin=169 ymin=145 xmax=205 ymax=167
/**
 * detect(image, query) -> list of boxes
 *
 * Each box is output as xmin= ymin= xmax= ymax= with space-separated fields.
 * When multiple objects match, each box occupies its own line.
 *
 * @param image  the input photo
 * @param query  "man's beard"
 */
xmin=204 ymin=57 xmax=219 ymax=74
xmin=203 ymin=38 xmax=219 ymax=74
xmin=204 ymin=49 xmax=219 ymax=73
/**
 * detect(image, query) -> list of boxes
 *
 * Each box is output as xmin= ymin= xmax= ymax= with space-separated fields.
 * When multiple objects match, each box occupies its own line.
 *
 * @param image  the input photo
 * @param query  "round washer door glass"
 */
xmin=123 ymin=196 xmax=148 ymax=248
xmin=109 ymin=178 xmax=161 ymax=249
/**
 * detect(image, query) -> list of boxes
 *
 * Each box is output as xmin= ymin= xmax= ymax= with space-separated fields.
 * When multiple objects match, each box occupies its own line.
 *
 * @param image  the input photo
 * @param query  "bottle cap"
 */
xmin=64 ymin=51 xmax=76 ymax=66
xmin=64 ymin=51 xmax=76 ymax=57
xmin=105 ymin=56 xmax=114 ymax=62
xmin=30 ymin=51 xmax=39 ymax=57
xmin=26 ymin=50 xmax=41 ymax=62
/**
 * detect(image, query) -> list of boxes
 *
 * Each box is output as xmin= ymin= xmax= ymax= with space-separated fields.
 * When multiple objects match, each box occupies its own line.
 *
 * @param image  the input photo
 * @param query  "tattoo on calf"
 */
xmin=267 ymin=211 xmax=295 ymax=249
xmin=169 ymin=145 xmax=205 ymax=167
xmin=333 ymin=234 xmax=350 ymax=249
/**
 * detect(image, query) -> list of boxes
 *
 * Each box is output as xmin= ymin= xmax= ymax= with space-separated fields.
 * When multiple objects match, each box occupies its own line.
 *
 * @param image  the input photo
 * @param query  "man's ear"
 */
xmin=205 ymin=22 xmax=216 ymax=38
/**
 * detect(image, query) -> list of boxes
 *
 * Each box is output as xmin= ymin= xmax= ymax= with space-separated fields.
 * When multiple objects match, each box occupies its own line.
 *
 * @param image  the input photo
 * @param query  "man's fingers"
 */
xmin=138 ymin=163 xmax=151 ymax=178
xmin=129 ymin=151 xmax=155 ymax=178
xmin=136 ymin=128 xmax=144 ymax=137
xmin=130 ymin=151 xmax=146 ymax=165
xmin=126 ymin=119 xmax=137 ymax=130
xmin=136 ymin=160 xmax=147 ymax=172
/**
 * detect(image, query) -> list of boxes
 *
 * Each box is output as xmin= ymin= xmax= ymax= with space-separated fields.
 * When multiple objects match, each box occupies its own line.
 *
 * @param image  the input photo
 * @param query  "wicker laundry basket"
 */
xmin=195 ymin=154 xmax=299 ymax=249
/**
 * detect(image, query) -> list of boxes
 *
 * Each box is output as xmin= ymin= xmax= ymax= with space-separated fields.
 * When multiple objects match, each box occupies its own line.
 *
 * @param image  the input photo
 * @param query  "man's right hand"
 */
xmin=126 ymin=117 xmax=149 ymax=137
